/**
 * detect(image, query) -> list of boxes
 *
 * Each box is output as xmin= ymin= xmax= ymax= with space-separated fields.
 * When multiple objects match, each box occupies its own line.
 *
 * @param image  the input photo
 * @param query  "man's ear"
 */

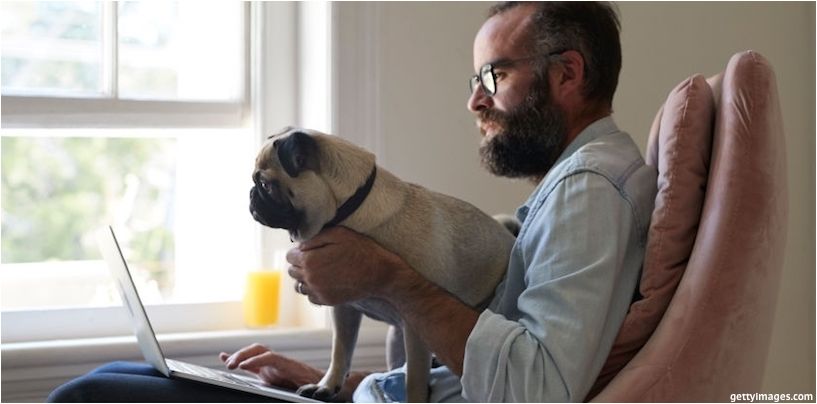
xmin=551 ymin=50 xmax=585 ymax=97
xmin=275 ymin=131 xmax=320 ymax=177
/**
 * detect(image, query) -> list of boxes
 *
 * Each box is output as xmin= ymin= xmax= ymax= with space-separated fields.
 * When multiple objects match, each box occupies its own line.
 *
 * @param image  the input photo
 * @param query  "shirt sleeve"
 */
xmin=461 ymin=171 xmax=639 ymax=402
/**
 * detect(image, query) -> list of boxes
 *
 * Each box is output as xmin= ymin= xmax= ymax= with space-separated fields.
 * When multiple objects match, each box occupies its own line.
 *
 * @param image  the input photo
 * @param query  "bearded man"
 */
xmin=277 ymin=1 xmax=657 ymax=401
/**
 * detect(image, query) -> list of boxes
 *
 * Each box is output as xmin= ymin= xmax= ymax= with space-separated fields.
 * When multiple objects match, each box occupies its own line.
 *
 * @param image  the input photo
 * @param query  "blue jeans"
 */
xmin=47 ymin=361 xmax=284 ymax=402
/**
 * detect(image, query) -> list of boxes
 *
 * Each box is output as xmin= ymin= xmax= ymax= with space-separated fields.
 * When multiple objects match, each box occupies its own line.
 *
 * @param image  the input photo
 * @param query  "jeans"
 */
xmin=47 ymin=361 xmax=283 ymax=402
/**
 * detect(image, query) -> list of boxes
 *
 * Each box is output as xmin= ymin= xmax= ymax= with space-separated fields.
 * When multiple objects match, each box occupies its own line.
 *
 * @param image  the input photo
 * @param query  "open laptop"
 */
xmin=97 ymin=226 xmax=321 ymax=403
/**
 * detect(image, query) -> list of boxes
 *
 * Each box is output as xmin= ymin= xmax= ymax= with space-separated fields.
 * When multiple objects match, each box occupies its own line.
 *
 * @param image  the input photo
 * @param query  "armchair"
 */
xmin=589 ymin=51 xmax=788 ymax=401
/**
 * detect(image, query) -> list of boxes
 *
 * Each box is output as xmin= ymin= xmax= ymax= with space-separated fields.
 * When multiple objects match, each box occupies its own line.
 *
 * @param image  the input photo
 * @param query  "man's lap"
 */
xmin=47 ymin=361 xmax=279 ymax=403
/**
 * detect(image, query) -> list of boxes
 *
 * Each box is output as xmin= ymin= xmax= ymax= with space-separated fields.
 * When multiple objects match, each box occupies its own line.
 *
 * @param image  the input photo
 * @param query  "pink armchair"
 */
xmin=589 ymin=51 xmax=788 ymax=401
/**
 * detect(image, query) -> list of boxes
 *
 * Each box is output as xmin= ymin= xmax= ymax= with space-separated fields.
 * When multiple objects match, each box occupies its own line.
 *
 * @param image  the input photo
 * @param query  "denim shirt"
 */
xmin=354 ymin=116 xmax=657 ymax=403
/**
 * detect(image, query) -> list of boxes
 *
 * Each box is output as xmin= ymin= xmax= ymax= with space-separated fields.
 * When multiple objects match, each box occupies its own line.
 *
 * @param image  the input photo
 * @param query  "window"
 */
xmin=1 ymin=2 xmax=323 ymax=342
xmin=2 ymin=2 xmax=104 ymax=96
xmin=1 ymin=129 xmax=256 ymax=310
xmin=2 ymin=1 xmax=243 ymax=99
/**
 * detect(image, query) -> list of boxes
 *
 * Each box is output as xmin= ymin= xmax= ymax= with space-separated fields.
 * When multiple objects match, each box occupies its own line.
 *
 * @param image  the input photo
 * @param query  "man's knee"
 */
xmin=47 ymin=376 xmax=104 ymax=403
xmin=90 ymin=360 xmax=157 ymax=376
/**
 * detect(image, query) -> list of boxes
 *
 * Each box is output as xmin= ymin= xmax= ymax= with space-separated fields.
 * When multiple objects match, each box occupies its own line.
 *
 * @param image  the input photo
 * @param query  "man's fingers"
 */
xmin=298 ymin=226 xmax=355 ymax=251
xmin=287 ymin=265 xmax=302 ymax=282
xmin=223 ymin=344 xmax=270 ymax=369
xmin=298 ymin=238 xmax=331 ymax=252
xmin=285 ymin=247 xmax=303 ymax=266
xmin=237 ymin=351 xmax=277 ymax=372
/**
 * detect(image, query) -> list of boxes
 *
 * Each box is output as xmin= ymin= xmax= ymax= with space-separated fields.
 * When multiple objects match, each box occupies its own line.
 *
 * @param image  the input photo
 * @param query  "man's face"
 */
xmin=468 ymin=5 xmax=567 ymax=180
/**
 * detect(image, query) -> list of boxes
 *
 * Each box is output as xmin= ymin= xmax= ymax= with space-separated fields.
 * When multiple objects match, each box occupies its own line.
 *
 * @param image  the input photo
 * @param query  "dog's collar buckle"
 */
xmin=323 ymin=166 xmax=377 ymax=230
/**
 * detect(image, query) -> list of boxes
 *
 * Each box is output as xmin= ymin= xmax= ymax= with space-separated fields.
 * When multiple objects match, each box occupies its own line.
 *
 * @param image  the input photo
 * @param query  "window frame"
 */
xmin=0 ymin=2 xmax=336 ymax=342
xmin=0 ymin=96 xmax=247 ymax=128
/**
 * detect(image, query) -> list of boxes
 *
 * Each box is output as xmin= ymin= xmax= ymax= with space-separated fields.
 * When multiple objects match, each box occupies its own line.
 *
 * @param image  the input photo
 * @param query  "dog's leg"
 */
xmin=386 ymin=325 xmax=406 ymax=370
xmin=297 ymin=304 xmax=362 ymax=401
xmin=403 ymin=328 xmax=431 ymax=403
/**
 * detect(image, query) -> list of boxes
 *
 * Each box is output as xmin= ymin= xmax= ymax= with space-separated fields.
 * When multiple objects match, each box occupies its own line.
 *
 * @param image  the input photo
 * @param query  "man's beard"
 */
xmin=478 ymin=78 xmax=568 ymax=181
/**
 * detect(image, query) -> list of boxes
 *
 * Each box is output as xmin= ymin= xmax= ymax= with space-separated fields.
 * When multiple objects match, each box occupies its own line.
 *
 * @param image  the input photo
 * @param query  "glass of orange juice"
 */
xmin=242 ymin=269 xmax=281 ymax=327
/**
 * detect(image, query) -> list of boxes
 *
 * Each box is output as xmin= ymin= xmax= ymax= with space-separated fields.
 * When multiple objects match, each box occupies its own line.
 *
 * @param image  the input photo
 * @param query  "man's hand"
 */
xmin=220 ymin=344 xmax=371 ymax=401
xmin=285 ymin=226 xmax=480 ymax=376
xmin=219 ymin=344 xmax=322 ymax=390
xmin=285 ymin=226 xmax=405 ymax=306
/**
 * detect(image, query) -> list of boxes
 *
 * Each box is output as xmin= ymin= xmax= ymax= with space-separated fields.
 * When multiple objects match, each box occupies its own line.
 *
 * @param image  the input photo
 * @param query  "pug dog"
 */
xmin=249 ymin=127 xmax=515 ymax=402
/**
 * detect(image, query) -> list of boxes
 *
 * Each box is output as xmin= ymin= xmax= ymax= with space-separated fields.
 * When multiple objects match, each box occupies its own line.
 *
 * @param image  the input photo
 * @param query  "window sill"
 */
xmin=1 ymin=325 xmax=389 ymax=402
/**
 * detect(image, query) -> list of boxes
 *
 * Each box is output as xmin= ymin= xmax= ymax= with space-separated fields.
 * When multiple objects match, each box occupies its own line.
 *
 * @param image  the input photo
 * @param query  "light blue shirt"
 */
xmin=355 ymin=116 xmax=657 ymax=403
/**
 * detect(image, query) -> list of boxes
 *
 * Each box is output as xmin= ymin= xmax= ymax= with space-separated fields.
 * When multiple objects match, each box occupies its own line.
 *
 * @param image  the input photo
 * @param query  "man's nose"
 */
xmin=467 ymin=84 xmax=493 ymax=113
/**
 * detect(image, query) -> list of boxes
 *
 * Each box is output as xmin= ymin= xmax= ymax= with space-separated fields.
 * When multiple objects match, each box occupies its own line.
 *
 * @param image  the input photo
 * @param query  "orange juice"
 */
xmin=243 ymin=270 xmax=281 ymax=327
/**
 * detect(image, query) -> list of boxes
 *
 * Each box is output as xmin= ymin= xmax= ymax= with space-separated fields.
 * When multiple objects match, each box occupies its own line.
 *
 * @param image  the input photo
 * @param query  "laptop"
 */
xmin=97 ymin=226 xmax=321 ymax=403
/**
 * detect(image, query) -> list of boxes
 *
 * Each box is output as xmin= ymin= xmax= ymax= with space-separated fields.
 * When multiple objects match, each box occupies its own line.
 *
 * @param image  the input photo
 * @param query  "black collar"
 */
xmin=323 ymin=166 xmax=377 ymax=229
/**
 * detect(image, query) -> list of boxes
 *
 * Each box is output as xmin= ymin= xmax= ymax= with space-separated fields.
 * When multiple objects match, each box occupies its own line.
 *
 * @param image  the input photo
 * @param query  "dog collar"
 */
xmin=323 ymin=165 xmax=377 ymax=229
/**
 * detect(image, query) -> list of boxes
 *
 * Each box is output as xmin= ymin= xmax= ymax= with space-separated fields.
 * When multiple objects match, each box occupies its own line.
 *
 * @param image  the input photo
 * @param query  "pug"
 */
xmin=249 ymin=127 xmax=515 ymax=402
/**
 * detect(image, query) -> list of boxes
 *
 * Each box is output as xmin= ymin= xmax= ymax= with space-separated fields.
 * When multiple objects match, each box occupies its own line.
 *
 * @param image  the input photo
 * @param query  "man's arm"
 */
xmin=459 ymin=173 xmax=641 ymax=401
xmin=380 ymin=261 xmax=479 ymax=376
xmin=288 ymin=227 xmax=478 ymax=375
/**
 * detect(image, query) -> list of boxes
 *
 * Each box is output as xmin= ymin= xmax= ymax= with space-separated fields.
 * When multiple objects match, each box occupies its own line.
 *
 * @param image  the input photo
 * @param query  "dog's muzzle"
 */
xmin=249 ymin=183 xmax=302 ymax=231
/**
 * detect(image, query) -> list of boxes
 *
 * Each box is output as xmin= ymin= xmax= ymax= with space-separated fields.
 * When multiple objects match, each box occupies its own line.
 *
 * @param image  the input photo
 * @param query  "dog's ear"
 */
xmin=275 ymin=131 xmax=319 ymax=178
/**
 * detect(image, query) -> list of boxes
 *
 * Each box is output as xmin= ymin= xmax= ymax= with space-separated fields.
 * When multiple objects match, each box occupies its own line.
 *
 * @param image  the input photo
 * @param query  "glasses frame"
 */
xmin=469 ymin=49 xmax=567 ymax=97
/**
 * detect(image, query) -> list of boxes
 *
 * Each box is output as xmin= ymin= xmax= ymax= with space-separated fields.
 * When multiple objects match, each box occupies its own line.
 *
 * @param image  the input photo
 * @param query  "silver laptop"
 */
xmin=97 ymin=226 xmax=321 ymax=403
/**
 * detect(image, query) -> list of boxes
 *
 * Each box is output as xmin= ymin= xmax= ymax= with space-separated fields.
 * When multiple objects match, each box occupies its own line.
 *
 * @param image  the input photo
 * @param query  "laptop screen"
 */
xmin=97 ymin=226 xmax=171 ymax=377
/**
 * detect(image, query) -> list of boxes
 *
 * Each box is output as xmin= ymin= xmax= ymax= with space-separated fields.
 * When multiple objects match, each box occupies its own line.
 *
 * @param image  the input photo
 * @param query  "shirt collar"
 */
xmin=551 ymin=115 xmax=619 ymax=169
xmin=516 ymin=115 xmax=619 ymax=219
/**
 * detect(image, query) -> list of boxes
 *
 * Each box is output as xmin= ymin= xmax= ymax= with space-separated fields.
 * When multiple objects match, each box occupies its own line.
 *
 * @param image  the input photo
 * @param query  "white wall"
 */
xmin=336 ymin=1 xmax=814 ymax=395
xmin=335 ymin=2 xmax=535 ymax=216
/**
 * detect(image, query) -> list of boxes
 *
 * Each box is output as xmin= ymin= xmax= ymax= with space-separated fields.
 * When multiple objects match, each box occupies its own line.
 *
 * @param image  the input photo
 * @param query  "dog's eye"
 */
xmin=260 ymin=179 xmax=273 ymax=193
xmin=260 ymin=179 xmax=284 ymax=197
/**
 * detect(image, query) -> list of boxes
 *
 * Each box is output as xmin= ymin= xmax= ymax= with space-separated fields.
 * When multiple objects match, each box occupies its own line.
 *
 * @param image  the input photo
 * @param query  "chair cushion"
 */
xmin=588 ymin=74 xmax=715 ymax=398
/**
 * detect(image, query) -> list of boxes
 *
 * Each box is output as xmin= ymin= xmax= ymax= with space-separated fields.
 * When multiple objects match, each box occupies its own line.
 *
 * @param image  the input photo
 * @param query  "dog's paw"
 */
xmin=297 ymin=383 xmax=342 ymax=401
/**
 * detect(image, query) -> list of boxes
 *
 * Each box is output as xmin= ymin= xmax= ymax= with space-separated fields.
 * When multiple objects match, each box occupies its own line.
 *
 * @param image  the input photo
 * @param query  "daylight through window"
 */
xmin=0 ymin=1 xmax=258 ymax=313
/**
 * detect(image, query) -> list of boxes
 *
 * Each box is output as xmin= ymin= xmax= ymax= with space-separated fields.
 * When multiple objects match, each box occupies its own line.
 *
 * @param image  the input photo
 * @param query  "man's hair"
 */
xmin=488 ymin=2 xmax=622 ymax=109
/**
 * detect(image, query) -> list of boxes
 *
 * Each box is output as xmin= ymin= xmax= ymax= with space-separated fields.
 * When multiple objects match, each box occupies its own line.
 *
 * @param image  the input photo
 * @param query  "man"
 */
xmin=224 ymin=1 xmax=656 ymax=402
xmin=49 ymin=2 xmax=655 ymax=402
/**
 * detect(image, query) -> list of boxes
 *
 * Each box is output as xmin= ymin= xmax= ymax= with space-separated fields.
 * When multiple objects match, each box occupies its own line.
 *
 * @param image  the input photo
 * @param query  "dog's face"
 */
xmin=250 ymin=128 xmax=336 ymax=241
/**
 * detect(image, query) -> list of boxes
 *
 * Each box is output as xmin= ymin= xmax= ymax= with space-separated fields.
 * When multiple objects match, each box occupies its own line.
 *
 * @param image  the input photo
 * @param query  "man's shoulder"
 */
xmin=532 ymin=129 xmax=656 ymax=215
xmin=560 ymin=130 xmax=646 ymax=183
xmin=519 ymin=123 xmax=657 ymax=220
xmin=520 ymin=129 xmax=657 ymax=243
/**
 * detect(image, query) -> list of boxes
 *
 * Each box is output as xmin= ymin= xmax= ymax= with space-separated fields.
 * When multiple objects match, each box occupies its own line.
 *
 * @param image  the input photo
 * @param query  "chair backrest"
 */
xmin=588 ymin=50 xmax=788 ymax=401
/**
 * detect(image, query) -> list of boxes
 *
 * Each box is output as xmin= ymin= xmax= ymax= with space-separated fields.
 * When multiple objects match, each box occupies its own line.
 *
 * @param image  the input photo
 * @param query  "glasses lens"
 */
xmin=481 ymin=65 xmax=495 ymax=95
xmin=469 ymin=75 xmax=480 ymax=94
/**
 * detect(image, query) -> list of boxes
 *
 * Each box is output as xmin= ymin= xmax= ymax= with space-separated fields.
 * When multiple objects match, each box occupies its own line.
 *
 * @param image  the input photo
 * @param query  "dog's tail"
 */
xmin=493 ymin=213 xmax=521 ymax=237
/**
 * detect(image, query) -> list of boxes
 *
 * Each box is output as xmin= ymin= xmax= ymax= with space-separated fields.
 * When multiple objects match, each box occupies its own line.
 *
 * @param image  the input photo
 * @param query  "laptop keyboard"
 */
xmin=166 ymin=359 xmax=262 ymax=389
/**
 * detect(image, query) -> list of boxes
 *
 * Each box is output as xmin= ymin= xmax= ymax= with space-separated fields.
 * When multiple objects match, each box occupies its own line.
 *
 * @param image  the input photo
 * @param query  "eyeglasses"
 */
xmin=468 ymin=50 xmax=566 ymax=97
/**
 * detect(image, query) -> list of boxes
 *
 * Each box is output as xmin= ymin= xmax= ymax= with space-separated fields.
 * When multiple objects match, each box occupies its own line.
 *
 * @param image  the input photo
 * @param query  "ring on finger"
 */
xmin=296 ymin=281 xmax=306 ymax=295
